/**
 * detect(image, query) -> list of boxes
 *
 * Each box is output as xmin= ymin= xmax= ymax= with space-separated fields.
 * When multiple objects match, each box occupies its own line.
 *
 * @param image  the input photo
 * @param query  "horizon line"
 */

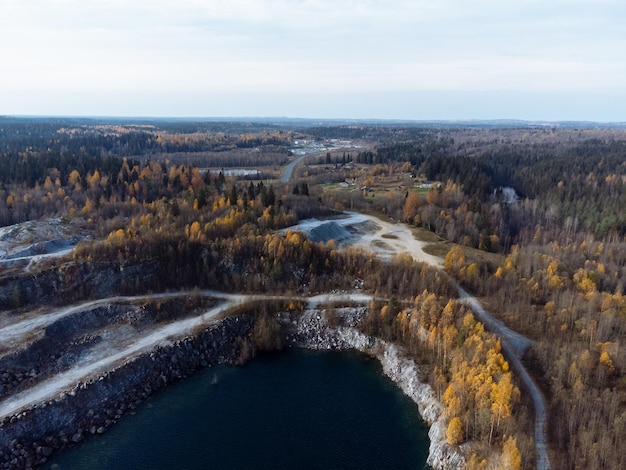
xmin=2 ymin=114 xmax=626 ymax=126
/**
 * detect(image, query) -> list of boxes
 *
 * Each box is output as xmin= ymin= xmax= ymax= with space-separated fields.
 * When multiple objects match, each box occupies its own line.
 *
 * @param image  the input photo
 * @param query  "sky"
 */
xmin=1 ymin=0 xmax=625 ymax=121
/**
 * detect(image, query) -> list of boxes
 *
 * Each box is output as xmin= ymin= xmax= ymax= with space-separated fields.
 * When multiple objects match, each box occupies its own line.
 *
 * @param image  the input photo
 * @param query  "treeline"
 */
xmin=0 ymin=125 xmax=159 ymax=156
xmin=0 ymin=118 xmax=292 ymax=159
xmin=154 ymin=148 xmax=288 ymax=169
xmin=356 ymin=139 xmax=454 ymax=166
xmin=0 ymin=133 xmax=451 ymax=301
xmin=153 ymin=132 xmax=290 ymax=154
xmin=0 ymin=156 xmax=189 ymax=226
xmin=302 ymin=124 xmax=455 ymax=146
xmin=480 ymin=140 xmax=626 ymax=240
xmin=0 ymin=147 xmax=293 ymax=227
xmin=0 ymin=152 xmax=132 ymax=187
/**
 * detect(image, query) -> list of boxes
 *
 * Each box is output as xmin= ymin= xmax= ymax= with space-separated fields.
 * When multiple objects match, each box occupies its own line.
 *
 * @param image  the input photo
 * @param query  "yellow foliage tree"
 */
xmin=43 ymin=176 xmax=54 ymax=191
xmin=599 ymin=351 xmax=615 ymax=377
xmin=467 ymin=453 xmax=487 ymax=470
xmin=397 ymin=310 xmax=409 ymax=340
xmin=68 ymin=169 xmax=82 ymax=190
xmin=573 ymin=268 xmax=597 ymax=295
xmin=380 ymin=305 xmax=390 ymax=319
xmin=466 ymin=263 xmax=480 ymax=281
xmin=446 ymin=417 xmax=464 ymax=446
xmin=443 ymin=384 xmax=462 ymax=418
xmin=402 ymin=190 xmax=420 ymax=223
xmin=188 ymin=221 xmax=201 ymax=240
xmin=490 ymin=373 xmax=514 ymax=445
xmin=501 ymin=436 xmax=522 ymax=470
xmin=87 ymin=170 xmax=101 ymax=189
xmin=81 ymin=198 xmax=95 ymax=216
xmin=444 ymin=245 xmax=465 ymax=275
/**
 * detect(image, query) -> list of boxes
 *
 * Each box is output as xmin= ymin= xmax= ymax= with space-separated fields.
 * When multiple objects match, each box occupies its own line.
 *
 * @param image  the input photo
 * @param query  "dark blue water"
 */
xmin=44 ymin=350 xmax=429 ymax=470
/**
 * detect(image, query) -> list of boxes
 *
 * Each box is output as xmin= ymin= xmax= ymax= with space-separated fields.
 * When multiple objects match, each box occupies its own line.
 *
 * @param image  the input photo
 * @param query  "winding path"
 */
xmin=351 ymin=215 xmax=551 ymax=469
xmin=361 ymin=216 xmax=551 ymax=468
xmin=0 ymin=291 xmax=236 ymax=352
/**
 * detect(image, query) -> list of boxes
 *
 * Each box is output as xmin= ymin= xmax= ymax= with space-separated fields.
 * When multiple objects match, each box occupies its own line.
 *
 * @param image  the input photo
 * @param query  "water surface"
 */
xmin=45 ymin=350 xmax=429 ymax=469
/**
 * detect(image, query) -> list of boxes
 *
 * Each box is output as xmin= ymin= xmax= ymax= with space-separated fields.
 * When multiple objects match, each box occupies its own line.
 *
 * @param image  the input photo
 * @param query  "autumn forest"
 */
xmin=1 ymin=117 xmax=625 ymax=469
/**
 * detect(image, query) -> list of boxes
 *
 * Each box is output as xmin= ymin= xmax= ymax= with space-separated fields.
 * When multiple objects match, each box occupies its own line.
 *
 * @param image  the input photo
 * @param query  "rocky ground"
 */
xmin=0 ymin=314 xmax=253 ymax=469
xmin=0 ymin=219 xmax=89 ymax=273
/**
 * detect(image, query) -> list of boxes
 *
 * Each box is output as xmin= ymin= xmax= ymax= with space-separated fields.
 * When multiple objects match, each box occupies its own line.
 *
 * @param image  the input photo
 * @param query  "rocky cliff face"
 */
xmin=290 ymin=308 xmax=466 ymax=470
xmin=0 ymin=306 xmax=465 ymax=470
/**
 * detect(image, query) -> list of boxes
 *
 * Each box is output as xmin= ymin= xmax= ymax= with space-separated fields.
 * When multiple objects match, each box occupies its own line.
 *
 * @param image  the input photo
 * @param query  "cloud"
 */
xmin=1 ymin=0 xmax=624 ymax=118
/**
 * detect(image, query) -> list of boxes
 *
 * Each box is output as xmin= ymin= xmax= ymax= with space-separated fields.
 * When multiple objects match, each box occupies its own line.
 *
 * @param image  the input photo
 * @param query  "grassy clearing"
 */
xmin=413 ymin=185 xmax=435 ymax=195
xmin=411 ymin=227 xmax=452 ymax=258
xmin=372 ymin=240 xmax=393 ymax=250
xmin=410 ymin=226 xmax=504 ymax=269
xmin=412 ymin=226 xmax=445 ymax=243
xmin=461 ymin=245 xmax=505 ymax=270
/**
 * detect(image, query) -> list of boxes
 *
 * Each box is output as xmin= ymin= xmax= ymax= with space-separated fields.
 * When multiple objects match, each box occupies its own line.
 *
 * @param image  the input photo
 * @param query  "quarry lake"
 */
xmin=44 ymin=350 xmax=430 ymax=469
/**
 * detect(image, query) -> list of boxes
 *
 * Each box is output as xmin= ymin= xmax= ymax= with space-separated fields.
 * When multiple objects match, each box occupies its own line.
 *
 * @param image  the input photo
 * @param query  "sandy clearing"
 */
xmin=286 ymin=211 xmax=443 ymax=267
xmin=343 ymin=212 xmax=443 ymax=266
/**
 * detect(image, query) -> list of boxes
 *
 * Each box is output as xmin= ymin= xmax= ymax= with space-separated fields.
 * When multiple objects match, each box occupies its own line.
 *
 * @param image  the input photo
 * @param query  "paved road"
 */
xmin=281 ymin=151 xmax=323 ymax=183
